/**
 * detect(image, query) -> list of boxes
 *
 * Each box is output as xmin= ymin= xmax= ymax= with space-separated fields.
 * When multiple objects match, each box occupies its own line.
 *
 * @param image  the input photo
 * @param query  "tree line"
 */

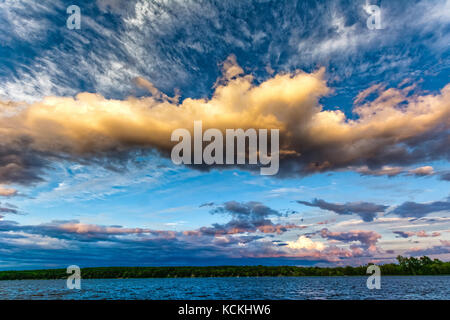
xmin=0 ymin=256 xmax=448 ymax=280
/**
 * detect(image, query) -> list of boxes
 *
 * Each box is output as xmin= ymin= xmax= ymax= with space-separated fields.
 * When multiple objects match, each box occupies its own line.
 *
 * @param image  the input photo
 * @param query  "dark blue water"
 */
xmin=0 ymin=276 xmax=448 ymax=299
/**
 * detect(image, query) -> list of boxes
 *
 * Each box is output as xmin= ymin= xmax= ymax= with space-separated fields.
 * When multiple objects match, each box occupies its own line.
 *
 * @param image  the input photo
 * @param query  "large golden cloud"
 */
xmin=0 ymin=57 xmax=449 ymax=184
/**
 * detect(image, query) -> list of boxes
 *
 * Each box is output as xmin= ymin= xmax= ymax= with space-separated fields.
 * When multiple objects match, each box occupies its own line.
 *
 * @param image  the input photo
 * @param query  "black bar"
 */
xmin=0 ymin=300 xmax=447 ymax=318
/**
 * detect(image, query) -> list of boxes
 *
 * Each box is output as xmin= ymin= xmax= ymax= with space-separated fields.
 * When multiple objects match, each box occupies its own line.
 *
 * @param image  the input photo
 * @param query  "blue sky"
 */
xmin=0 ymin=0 xmax=449 ymax=270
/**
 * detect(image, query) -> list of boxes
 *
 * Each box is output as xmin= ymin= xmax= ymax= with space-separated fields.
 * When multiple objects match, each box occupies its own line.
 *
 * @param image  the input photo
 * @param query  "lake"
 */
xmin=0 ymin=276 xmax=448 ymax=300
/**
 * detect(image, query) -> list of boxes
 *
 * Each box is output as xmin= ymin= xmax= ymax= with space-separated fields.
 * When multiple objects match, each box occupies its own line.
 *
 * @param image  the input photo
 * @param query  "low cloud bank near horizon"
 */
xmin=0 ymin=214 xmax=448 ymax=268
xmin=0 ymin=194 xmax=448 ymax=268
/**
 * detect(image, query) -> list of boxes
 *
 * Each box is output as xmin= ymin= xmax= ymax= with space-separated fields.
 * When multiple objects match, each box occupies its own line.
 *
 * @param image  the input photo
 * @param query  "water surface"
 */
xmin=0 ymin=276 xmax=448 ymax=300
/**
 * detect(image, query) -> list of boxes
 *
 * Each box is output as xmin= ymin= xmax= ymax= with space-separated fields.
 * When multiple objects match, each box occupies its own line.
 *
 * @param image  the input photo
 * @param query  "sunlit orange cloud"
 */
xmin=0 ymin=185 xmax=17 ymax=196
xmin=0 ymin=56 xmax=449 ymax=184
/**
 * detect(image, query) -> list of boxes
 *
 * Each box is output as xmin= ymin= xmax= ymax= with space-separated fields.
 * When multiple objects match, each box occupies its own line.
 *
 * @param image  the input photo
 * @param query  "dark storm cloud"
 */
xmin=297 ymin=199 xmax=388 ymax=222
xmin=391 ymin=197 xmax=450 ymax=218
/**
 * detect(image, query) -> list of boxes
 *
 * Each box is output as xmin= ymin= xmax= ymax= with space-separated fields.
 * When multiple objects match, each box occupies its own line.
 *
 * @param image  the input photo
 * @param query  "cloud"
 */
xmin=439 ymin=171 xmax=450 ymax=181
xmin=199 ymin=202 xmax=215 ymax=208
xmin=355 ymin=165 xmax=404 ymax=177
xmin=0 ymin=207 xmax=18 ymax=214
xmin=354 ymin=165 xmax=436 ymax=178
xmin=2 ymin=0 xmax=449 ymax=104
xmin=0 ymin=142 xmax=49 ymax=185
xmin=405 ymin=240 xmax=450 ymax=256
xmin=96 ymin=0 xmax=133 ymax=14
xmin=186 ymin=221 xmax=305 ymax=237
xmin=391 ymin=197 xmax=450 ymax=218
xmin=317 ymin=219 xmax=335 ymax=225
xmin=0 ymin=185 xmax=17 ymax=197
xmin=0 ymin=60 xmax=448 ymax=184
xmin=297 ymin=198 xmax=388 ymax=222
xmin=0 ymin=218 xmax=373 ymax=268
xmin=393 ymin=231 xmax=415 ymax=238
xmin=286 ymin=235 xmax=325 ymax=251
xmin=408 ymin=166 xmax=435 ymax=176
xmin=319 ymin=228 xmax=381 ymax=251
xmin=0 ymin=219 xmax=172 ymax=242
xmin=56 ymin=222 xmax=153 ymax=236
xmin=416 ymin=230 xmax=441 ymax=238
xmin=0 ymin=202 xmax=20 ymax=216
xmin=0 ymin=200 xmax=304 ymax=242
xmin=187 ymin=201 xmax=306 ymax=236
xmin=211 ymin=201 xmax=281 ymax=220
xmin=393 ymin=230 xmax=441 ymax=238
xmin=0 ymin=220 xmax=238 ymax=268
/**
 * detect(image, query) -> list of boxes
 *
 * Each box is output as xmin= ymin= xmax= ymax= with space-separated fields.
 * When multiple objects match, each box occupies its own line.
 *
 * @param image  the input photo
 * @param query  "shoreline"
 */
xmin=1 ymin=257 xmax=449 ymax=281
xmin=2 ymin=274 xmax=450 ymax=282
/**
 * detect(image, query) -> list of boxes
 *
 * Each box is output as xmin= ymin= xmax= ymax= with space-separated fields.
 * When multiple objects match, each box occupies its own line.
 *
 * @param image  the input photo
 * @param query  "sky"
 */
xmin=0 ymin=0 xmax=449 ymax=270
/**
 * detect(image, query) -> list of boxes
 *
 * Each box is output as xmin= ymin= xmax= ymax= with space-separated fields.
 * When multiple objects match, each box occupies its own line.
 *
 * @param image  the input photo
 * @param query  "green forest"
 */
xmin=0 ymin=256 xmax=449 ymax=280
